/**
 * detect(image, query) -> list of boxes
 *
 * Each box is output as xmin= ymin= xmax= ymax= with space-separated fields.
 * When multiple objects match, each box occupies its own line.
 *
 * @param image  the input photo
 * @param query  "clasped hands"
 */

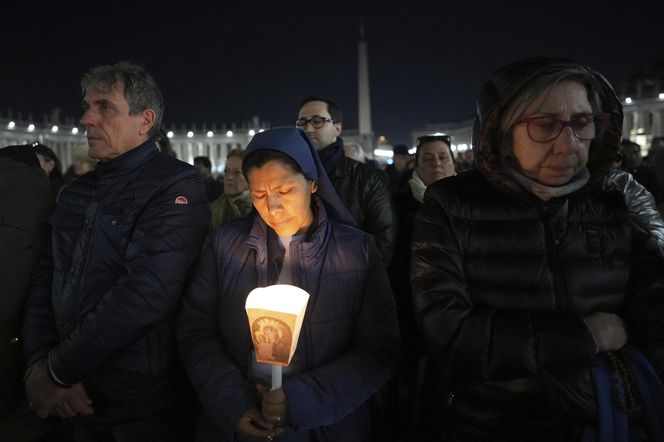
xmin=235 ymin=385 xmax=289 ymax=440
xmin=24 ymin=359 xmax=94 ymax=419
xmin=583 ymin=311 xmax=628 ymax=352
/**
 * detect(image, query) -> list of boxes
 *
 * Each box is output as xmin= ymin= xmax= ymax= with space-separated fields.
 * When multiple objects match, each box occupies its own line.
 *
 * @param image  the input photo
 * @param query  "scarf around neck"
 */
xmin=408 ymin=169 xmax=427 ymax=203
xmin=504 ymin=156 xmax=590 ymax=201
xmin=317 ymin=138 xmax=345 ymax=176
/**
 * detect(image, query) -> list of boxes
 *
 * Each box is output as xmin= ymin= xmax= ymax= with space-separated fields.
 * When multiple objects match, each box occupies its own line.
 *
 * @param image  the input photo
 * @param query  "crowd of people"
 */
xmin=1 ymin=58 xmax=663 ymax=442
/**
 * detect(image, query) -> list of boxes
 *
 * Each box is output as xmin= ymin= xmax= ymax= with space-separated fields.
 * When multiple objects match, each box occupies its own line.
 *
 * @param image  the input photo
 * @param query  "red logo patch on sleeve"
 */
xmin=175 ymin=196 xmax=189 ymax=205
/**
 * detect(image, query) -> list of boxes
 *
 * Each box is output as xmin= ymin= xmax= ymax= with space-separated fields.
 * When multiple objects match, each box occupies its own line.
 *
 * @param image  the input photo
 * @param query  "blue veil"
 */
xmin=244 ymin=128 xmax=356 ymax=227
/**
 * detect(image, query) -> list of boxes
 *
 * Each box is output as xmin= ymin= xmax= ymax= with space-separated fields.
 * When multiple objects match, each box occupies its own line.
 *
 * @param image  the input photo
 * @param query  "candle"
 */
xmin=272 ymin=365 xmax=282 ymax=390
xmin=246 ymin=284 xmax=310 ymax=387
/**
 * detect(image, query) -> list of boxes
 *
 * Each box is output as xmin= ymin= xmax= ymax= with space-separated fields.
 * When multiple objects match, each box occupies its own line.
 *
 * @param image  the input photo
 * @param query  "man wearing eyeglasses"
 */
xmin=296 ymin=96 xmax=396 ymax=266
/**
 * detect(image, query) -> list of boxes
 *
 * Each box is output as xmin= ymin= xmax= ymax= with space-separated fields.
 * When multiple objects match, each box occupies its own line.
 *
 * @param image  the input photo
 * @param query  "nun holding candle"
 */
xmin=177 ymin=128 xmax=400 ymax=442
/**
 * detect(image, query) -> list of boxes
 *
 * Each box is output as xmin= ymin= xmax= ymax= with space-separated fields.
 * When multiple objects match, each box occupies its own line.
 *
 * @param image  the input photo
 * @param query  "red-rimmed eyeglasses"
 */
xmin=516 ymin=112 xmax=609 ymax=143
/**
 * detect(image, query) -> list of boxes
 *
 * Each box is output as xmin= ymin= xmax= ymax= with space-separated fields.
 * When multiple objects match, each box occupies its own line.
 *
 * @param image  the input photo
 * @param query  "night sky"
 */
xmin=2 ymin=1 xmax=663 ymax=145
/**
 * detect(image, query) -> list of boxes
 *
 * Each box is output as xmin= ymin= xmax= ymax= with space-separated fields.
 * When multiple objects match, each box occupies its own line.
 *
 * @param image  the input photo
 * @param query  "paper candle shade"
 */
xmin=245 ymin=284 xmax=310 ymax=366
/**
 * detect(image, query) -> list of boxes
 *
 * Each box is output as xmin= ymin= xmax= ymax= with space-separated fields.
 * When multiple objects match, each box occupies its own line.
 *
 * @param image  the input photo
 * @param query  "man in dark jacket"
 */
xmin=22 ymin=62 xmax=210 ymax=441
xmin=296 ymin=96 xmax=397 ymax=265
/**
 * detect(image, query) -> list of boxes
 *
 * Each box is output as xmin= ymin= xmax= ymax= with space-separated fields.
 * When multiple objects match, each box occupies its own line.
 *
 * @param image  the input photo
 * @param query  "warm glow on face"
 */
xmin=247 ymin=160 xmax=317 ymax=236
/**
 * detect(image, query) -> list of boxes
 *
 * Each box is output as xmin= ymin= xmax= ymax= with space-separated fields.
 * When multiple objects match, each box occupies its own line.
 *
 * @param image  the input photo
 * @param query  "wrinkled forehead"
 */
xmin=83 ymin=80 xmax=125 ymax=101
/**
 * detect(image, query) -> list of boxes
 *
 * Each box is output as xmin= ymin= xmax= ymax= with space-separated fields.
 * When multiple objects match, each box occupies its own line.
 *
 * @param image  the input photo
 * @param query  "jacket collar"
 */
xmin=95 ymin=139 xmax=158 ymax=177
xmin=318 ymin=137 xmax=345 ymax=177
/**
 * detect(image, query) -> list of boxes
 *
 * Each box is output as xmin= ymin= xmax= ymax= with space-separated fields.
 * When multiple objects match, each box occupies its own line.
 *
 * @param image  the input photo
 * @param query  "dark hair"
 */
xmin=415 ymin=134 xmax=452 ymax=164
xmin=392 ymin=144 xmax=410 ymax=156
xmin=620 ymin=139 xmax=640 ymax=150
xmin=242 ymin=149 xmax=304 ymax=179
xmin=650 ymin=136 xmax=664 ymax=150
xmin=81 ymin=61 xmax=164 ymax=138
xmin=32 ymin=142 xmax=63 ymax=179
xmin=300 ymin=96 xmax=343 ymax=123
xmin=193 ymin=156 xmax=212 ymax=170
xmin=154 ymin=128 xmax=176 ymax=157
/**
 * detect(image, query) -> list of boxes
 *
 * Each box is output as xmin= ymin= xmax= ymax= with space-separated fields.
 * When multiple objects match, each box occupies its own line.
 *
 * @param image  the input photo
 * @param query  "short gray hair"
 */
xmin=81 ymin=61 xmax=164 ymax=138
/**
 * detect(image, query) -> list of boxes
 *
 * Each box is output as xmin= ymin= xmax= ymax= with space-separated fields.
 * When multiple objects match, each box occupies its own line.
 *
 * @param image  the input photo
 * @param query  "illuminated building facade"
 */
xmin=410 ymin=88 xmax=664 ymax=159
xmin=0 ymin=113 xmax=270 ymax=173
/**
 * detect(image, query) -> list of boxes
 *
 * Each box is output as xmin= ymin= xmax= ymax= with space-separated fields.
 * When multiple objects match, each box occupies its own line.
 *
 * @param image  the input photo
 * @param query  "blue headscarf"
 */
xmin=244 ymin=128 xmax=356 ymax=227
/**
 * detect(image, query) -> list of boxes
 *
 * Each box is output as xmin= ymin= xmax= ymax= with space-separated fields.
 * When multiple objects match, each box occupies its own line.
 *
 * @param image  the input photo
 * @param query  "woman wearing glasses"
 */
xmin=411 ymin=58 xmax=664 ymax=441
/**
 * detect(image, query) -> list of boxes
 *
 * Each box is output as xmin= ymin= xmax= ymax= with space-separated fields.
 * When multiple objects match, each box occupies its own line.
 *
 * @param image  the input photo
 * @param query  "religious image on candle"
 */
xmin=245 ymin=284 xmax=310 ymax=366
xmin=252 ymin=316 xmax=292 ymax=364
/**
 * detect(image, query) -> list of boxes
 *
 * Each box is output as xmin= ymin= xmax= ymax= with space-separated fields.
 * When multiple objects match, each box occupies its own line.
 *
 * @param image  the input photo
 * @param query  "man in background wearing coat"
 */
xmin=296 ymin=96 xmax=397 ymax=266
xmin=22 ymin=61 xmax=210 ymax=441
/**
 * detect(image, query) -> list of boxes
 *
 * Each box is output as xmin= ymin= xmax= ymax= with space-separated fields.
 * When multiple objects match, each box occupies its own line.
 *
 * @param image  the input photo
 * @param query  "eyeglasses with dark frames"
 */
xmin=516 ymin=112 xmax=609 ymax=143
xmin=295 ymin=116 xmax=335 ymax=129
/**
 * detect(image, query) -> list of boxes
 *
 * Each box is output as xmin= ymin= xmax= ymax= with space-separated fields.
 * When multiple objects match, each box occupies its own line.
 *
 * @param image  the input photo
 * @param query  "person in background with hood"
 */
xmin=177 ymin=127 xmax=399 ymax=442
xmin=411 ymin=58 xmax=664 ymax=441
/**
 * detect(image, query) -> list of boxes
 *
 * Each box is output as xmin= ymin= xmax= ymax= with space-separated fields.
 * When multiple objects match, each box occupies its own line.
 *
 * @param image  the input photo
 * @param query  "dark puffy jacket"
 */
xmin=322 ymin=139 xmax=397 ymax=266
xmin=411 ymin=59 xmax=664 ymax=440
xmin=23 ymin=141 xmax=210 ymax=420
xmin=604 ymin=169 xmax=664 ymax=255
xmin=0 ymin=157 xmax=50 ymax=413
xmin=177 ymin=199 xmax=400 ymax=442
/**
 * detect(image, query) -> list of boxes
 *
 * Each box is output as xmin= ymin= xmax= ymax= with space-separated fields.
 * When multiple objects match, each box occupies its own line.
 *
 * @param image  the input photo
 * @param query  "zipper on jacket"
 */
xmin=290 ymin=241 xmax=314 ymax=370
xmin=538 ymin=203 xmax=570 ymax=312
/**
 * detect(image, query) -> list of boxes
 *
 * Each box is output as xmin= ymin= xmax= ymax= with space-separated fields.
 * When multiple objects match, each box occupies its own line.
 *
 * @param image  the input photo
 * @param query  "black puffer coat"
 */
xmin=0 ymin=156 xmax=50 ymax=414
xmin=410 ymin=59 xmax=664 ymax=441
xmin=320 ymin=139 xmax=397 ymax=266
xmin=23 ymin=141 xmax=210 ymax=421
